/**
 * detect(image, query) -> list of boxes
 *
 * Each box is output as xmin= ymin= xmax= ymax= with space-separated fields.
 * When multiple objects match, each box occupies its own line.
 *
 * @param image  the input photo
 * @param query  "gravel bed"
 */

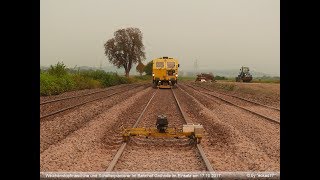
xmin=40 ymin=87 xmax=153 ymax=171
xmin=173 ymin=85 xmax=280 ymax=171
xmin=113 ymin=89 xmax=207 ymax=172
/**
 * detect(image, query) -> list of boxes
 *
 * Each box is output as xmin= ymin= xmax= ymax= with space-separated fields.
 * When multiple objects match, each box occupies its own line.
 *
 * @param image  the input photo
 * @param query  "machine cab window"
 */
xmin=156 ymin=62 xmax=164 ymax=68
xmin=166 ymin=62 xmax=175 ymax=68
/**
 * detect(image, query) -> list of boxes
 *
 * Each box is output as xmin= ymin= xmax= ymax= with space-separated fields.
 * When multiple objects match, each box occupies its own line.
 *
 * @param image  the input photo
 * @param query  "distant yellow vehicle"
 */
xmin=152 ymin=57 xmax=179 ymax=88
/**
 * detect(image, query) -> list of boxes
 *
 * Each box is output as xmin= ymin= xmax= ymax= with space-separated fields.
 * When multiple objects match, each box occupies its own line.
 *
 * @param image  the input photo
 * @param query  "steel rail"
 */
xmin=40 ymin=84 xmax=144 ymax=120
xmin=180 ymin=84 xmax=280 ymax=125
xmin=106 ymin=87 xmax=214 ymax=172
xmin=171 ymin=88 xmax=214 ymax=172
xmin=40 ymin=84 xmax=137 ymax=105
xmin=105 ymin=88 xmax=159 ymax=172
xmin=191 ymin=83 xmax=280 ymax=111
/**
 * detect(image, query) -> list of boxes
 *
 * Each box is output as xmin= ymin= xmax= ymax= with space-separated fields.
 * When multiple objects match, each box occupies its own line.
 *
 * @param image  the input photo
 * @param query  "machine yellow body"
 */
xmin=123 ymin=124 xmax=204 ymax=144
xmin=152 ymin=57 xmax=179 ymax=89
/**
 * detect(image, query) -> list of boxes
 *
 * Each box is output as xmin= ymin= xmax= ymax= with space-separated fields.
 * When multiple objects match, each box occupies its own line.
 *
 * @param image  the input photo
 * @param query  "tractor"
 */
xmin=236 ymin=66 xmax=252 ymax=82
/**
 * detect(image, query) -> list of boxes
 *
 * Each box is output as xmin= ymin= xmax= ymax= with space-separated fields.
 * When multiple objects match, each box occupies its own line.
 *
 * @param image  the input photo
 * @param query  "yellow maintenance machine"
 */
xmin=123 ymin=115 xmax=204 ymax=144
xmin=152 ymin=57 xmax=179 ymax=88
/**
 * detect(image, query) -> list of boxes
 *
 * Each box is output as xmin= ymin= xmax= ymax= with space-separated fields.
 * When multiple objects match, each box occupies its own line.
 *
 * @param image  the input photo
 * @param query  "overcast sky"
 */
xmin=41 ymin=0 xmax=279 ymax=75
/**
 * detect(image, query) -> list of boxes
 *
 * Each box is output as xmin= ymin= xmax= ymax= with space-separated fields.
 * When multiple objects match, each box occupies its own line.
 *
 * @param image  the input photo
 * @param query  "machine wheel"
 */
xmin=188 ymin=135 xmax=197 ymax=145
xmin=152 ymin=83 xmax=157 ymax=89
xmin=123 ymin=136 xmax=130 ymax=142
xmin=189 ymin=138 xmax=196 ymax=145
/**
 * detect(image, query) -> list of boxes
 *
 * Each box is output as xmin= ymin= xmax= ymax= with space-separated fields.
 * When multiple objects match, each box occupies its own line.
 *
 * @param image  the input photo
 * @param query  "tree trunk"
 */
xmin=123 ymin=64 xmax=129 ymax=77
xmin=125 ymin=71 xmax=129 ymax=77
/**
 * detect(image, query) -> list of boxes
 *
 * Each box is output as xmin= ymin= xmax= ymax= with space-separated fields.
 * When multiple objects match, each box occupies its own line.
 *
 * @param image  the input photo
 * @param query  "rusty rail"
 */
xmin=180 ymin=84 xmax=280 ymax=125
xmin=171 ymin=88 xmax=214 ymax=172
xmin=106 ymin=87 xmax=214 ymax=172
xmin=40 ymin=84 xmax=137 ymax=105
xmin=40 ymin=84 xmax=144 ymax=120
xmin=105 ymin=88 xmax=159 ymax=172
xmin=191 ymin=83 xmax=280 ymax=111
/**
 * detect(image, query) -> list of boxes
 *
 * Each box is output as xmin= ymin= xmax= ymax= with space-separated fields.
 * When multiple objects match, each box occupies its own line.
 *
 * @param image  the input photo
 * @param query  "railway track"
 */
xmin=180 ymin=84 xmax=280 ymax=125
xmin=106 ymin=88 xmax=214 ymax=172
xmin=40 ymin=84 xmax=146 ymax=120
xmin=190 ymin=82 xmax=280 ymax=111
xmin=40 ymin=84 xmax=133 ymax=105
xmin=40 ymin=85 xmax=153 ymax=154
xmin=40 ymin=83 xmax=280 ymax=175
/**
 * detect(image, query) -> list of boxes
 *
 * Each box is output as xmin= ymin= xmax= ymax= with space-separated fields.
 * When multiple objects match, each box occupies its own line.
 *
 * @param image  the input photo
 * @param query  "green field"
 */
xmin=40 ymin=62 xmax=151 ymax=96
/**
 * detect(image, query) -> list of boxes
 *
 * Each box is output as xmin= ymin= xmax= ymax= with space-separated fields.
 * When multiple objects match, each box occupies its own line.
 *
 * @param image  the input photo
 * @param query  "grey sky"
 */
xmin=41 ymin=0 xmax=279 ymax=75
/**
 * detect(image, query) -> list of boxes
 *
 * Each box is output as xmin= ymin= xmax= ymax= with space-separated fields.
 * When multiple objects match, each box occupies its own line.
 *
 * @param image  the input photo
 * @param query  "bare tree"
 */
xmin=104 ymin=27 xmax=145 ymax=77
